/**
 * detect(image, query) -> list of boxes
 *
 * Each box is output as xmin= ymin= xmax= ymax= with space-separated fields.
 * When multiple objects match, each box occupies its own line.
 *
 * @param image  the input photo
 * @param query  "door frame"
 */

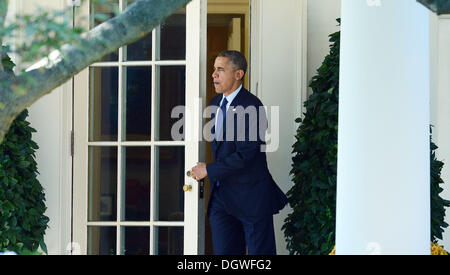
xmin=72 ymin=0 xmax=207 ymax=255
xmin=250 ymin=0 xmax=308 ymax=106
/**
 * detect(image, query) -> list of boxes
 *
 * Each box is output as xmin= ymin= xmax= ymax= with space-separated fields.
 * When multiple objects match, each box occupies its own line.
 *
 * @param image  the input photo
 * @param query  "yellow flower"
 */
xmin=431 ymin=242 xmax=448 ymax=255
xmin=329 ymin=246 xmax=335 ymax=255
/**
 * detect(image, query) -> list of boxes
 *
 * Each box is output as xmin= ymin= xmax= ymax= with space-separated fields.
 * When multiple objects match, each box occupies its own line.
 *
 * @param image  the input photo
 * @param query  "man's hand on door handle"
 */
xmin=190 ymin=162 xmax=207 ymax=181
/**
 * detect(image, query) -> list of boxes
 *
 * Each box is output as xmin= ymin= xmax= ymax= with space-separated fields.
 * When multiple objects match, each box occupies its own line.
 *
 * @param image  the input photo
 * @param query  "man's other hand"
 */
xmin=190 ymin=162 xmax=208 ymax=181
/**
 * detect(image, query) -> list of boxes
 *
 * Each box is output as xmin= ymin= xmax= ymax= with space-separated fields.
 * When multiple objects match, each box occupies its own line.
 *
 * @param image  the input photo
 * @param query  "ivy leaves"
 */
xmin=0 ymin=57 xmax=49 ymax=254
xmin=430 ymin=129 xmax=450 ymax=242
xmin=282 ymin=21 xmax=341 ymax=255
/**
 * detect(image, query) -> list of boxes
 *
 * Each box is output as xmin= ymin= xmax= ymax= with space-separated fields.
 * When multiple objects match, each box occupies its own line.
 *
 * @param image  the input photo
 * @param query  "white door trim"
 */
xmin=184 ymin=0 xmax=207 ymax=255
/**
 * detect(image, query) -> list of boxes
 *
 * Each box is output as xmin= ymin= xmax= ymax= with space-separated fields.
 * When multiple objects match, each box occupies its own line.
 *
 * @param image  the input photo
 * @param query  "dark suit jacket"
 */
xmin=206 ymin=87 xmax=288 ymax=219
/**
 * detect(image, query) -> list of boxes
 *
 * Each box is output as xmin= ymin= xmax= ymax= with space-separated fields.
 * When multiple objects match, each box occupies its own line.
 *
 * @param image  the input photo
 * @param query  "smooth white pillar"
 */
xmin=336 ymin=0 xmax=430 ymax=255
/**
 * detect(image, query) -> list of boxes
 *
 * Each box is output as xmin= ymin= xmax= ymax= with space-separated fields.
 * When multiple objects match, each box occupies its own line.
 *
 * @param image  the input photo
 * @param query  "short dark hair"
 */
xmin=217 ymin=50 xmax=247 ymax=80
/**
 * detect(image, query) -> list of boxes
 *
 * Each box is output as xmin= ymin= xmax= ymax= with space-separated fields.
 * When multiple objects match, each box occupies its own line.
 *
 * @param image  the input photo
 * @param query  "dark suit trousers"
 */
xmin=208 ymin=185 xmax=277 ymax=255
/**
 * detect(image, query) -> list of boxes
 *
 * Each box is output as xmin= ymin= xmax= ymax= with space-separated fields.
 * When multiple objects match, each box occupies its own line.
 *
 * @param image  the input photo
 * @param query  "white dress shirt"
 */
xmin=215 ymin=84 xmax=242 ymax=132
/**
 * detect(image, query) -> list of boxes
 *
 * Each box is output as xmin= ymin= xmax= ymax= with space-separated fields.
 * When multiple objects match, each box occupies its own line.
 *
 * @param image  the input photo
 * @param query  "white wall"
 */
xmin=250 ymin=0 xmax=306 ymax=255
xmin=27 ymin=83 xmax=72 ymax=255
xmin=10 ymin=0 xmax=73 ymax=255
xmin=307 ymin=0 xmax=341 ymax=95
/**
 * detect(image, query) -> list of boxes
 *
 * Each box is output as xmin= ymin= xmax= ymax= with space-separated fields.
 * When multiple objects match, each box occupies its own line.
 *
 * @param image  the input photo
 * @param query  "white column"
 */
xmin=336 ymin=0 xmax=431 ymax=255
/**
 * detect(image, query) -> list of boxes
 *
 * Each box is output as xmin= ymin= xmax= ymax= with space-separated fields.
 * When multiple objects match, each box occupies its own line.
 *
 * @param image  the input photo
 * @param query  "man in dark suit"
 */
xmin=190 ymin=50 xmax=287 ymax=255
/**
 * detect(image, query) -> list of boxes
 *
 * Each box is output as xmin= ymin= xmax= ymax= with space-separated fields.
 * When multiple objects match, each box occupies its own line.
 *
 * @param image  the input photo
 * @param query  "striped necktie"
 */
xmin=215 ymin=97 xmax=228 ymax=142
xmin=215 ymin=97 xmax=228 ymax=188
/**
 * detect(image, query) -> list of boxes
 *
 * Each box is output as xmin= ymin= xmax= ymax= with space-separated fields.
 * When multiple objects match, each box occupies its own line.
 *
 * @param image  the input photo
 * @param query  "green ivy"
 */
xmin=282 ymin=19 xmax=450 ymax=255
xmin=0 ymin=48 xmax=49 ymax=254
xmin=430 ymin=133 xmax=450 ymax=242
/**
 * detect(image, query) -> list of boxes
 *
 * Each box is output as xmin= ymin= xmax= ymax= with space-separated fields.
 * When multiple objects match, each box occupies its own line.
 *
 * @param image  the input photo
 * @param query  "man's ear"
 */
xmin=235 ymin=69 xmax=245 ymax=81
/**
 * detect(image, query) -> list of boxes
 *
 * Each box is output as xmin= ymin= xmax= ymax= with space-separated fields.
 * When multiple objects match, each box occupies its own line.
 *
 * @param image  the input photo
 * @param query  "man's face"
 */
xmin=212 ymin=57 xmax=242 ymax=95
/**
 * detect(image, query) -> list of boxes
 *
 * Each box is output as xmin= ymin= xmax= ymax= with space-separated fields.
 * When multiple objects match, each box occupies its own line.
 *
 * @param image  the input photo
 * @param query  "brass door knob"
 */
xmin=183 ymin=185 xmax=193 ymax=192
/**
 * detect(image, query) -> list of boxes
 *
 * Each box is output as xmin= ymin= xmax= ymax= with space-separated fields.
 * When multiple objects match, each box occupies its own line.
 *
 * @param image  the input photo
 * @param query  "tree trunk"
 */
xmin=0 ymin=0 xmax=191 ymax=143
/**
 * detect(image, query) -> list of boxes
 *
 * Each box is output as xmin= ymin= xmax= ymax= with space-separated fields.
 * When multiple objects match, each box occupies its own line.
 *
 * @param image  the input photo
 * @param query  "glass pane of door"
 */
xmin=124 ymin=66 xmax=152 ymax=141
xmin=155 ymin=227 xmax=184 ymax=255
xmin=90 ymin=0 xmax=119 ymax=62
xmin=121 ymin=227 xmax=150 ymax=255
xmin=157 ymin=11 xmax=186 ymax=60
xmin=88 ymin=227 xmax=116 ymax=255
xmin=89 ymin=67 xmax=118 ymax=141
xmin=124 ymin=0 xmax=152 ymax=61
xmin=123 ymin=146 xmax=151 ymax=221
xmin=155 ymin=146 xmax=185 ymax=221
xmin=88 ymin=147 xmax=117 ymax=222
xmin=156 ymin=66 xmax=186 ymax=141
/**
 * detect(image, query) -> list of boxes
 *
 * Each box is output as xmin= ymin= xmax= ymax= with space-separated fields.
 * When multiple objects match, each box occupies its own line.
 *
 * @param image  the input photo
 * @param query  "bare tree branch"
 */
xmin=0 ymin=0 xmax=192 ymax=142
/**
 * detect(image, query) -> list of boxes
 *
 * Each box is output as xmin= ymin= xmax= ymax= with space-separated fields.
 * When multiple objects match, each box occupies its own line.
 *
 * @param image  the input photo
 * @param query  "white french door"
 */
xmin=72 ymin=0 xmax=206 ymax=255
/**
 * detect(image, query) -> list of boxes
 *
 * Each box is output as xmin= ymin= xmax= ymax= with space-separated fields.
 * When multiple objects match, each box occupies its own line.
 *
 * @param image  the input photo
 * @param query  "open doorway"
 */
xmin=205 ymin=0 xmax=250 ymax=255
